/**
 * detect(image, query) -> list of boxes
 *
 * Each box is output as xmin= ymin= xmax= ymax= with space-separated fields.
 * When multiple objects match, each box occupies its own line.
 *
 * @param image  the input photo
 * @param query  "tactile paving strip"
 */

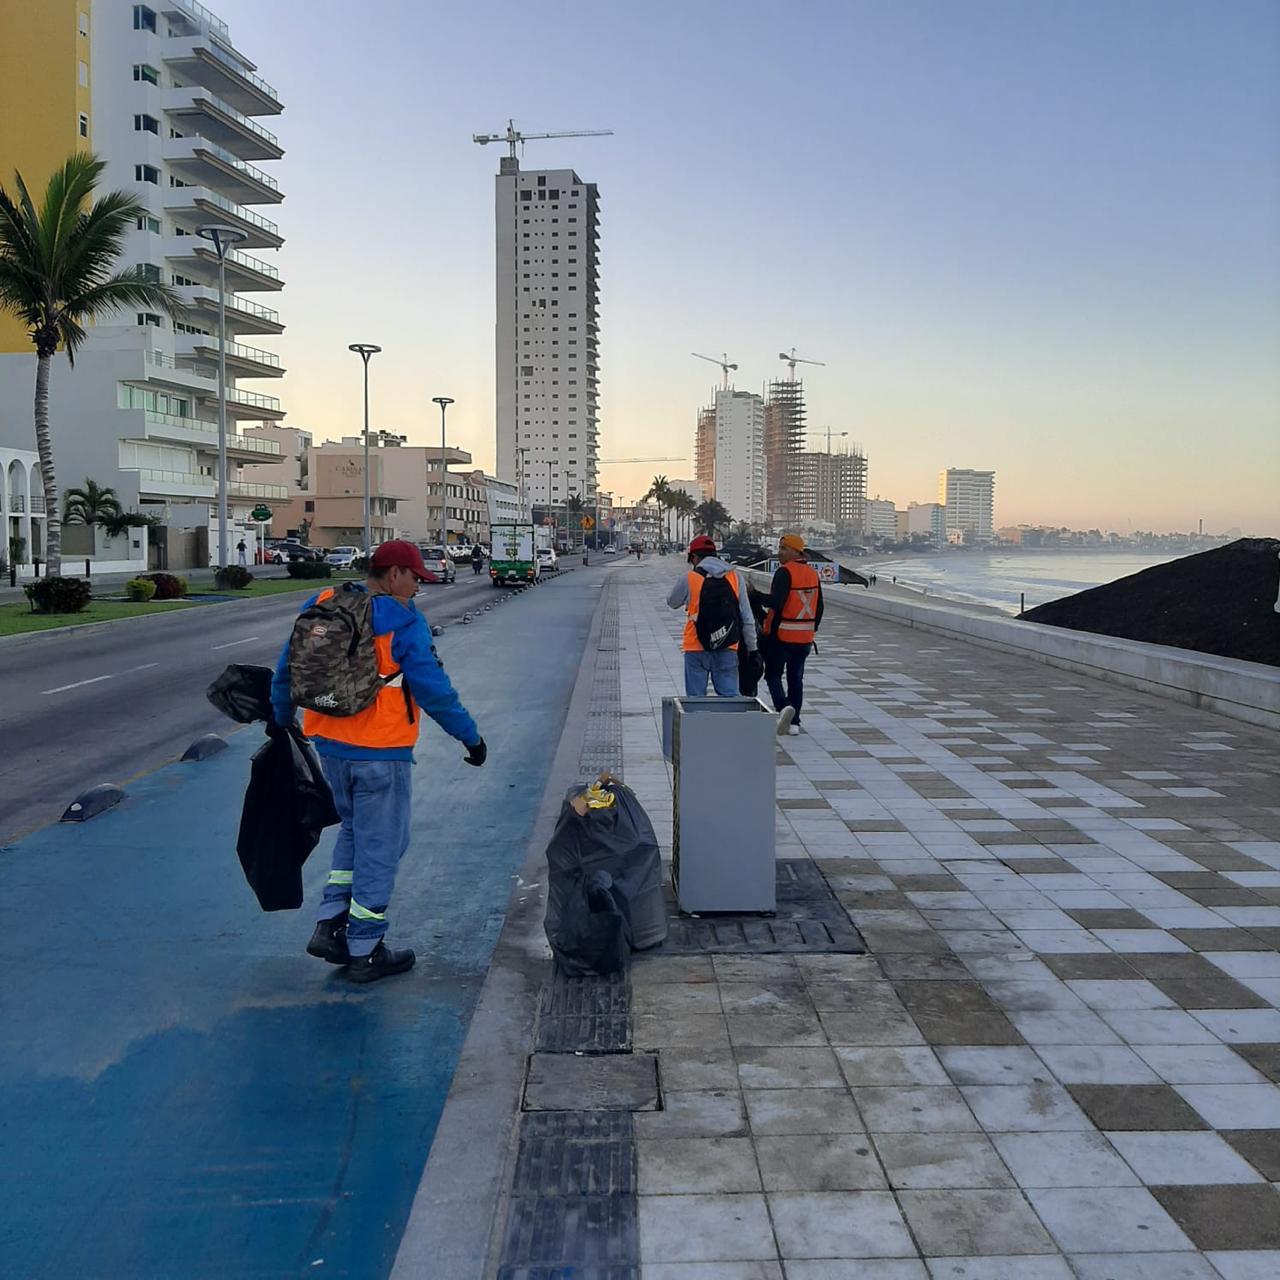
xmin=579 ymin=583 xmax=623 ymax=779
xmin=656 ymin=859 xmax=867 ymax=955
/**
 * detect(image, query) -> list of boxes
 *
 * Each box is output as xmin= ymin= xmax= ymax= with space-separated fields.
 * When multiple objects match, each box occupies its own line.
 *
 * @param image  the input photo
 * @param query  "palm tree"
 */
xmin=566 ymin=493 xmax=585 ymax=550
xmin=0 ymin=153 xmax=180 ymax=575
xmin=62 ymin=477 xmax=122 ymax=527
xmin=694 ymin=499 xmax=731 ymax=538
xmin=672 ymin=491 xmax=697 ymax=545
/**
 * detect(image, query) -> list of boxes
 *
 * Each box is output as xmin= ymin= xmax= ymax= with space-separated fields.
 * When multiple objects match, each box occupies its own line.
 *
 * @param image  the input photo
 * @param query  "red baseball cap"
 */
xmin=688 ymin=535 xmax=716 ymax=555
xmin=371 ymin=539 xmax=431 ymax=580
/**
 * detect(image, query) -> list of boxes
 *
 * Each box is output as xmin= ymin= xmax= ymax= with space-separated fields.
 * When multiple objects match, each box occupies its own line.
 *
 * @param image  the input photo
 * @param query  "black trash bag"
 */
xmin=552 ymin=868 xmax=633 ymax=977
xmin=207 ymin=663 xmax=275 ymax=724
xmin=236 ymin=722 xmax=339 ymax=911
xmin=543 ymin=780 xmax=667 ymax=974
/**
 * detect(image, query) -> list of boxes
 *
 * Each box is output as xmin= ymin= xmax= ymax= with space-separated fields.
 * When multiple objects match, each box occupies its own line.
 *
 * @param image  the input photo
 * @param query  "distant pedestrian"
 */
xmin=761 ymin=533 xmax=823 ymax=736
xmin=666 ymin=535 xmax=757 ymax=696
xmin=272 ymin=541 xmax=486 ymax=984
xmin=236 ymin=538 xmax=247 ymax=568
xmin=471 ymin=543 xmax=484 ymax=576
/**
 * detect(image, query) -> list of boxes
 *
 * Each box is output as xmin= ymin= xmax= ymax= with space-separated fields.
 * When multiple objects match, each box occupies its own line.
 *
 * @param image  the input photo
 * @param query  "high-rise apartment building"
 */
xmin=939 ymin=468 xmax=995 ymax=543
xmin=711 ymin=389 xmax=765 ymax=525
xmin=866 ymin=497 xmax=898 ymax=540
xmin=0 ymin=0 xmax=288 ymax=567
xmin=764 ymin=378 xmax=806 ymax=525
xmin=493 ymin=158 xmax=600 ymax=515
xmin=790 ymin=449 xmax=867 ymax=529
xmin=908 ymin=500 xmax=946 ymax=543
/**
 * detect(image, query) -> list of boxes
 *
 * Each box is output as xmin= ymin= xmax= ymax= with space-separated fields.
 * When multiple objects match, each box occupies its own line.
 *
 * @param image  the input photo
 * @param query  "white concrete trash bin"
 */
xmin=670 ymin=696 xmax=777 ymax=913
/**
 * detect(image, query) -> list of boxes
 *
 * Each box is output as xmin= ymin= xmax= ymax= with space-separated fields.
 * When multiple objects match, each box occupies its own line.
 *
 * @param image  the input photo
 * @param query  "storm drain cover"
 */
xmin=523 ymin=1052 xmax=661 ymax=1113
xmin=653 ymin=859 xmax=866 ymax=955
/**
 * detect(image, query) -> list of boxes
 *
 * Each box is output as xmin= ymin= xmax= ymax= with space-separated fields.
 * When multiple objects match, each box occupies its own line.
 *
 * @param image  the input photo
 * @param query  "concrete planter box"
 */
xmin=669 ymin=695 xmax=776 ymax=914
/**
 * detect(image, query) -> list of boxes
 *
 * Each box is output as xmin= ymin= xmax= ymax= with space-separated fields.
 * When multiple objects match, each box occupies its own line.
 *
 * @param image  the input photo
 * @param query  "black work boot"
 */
xmin=306 ymin=914 xmax=350 ymax=965
xmin=346 ymin=940 xmax=416 ymax=984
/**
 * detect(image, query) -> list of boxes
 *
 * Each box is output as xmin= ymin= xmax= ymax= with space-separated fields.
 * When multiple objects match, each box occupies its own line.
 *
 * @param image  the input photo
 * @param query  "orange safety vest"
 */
xmin=682 ymin=568 xmax=743 ymax=653
xmin=765 ymin=560 xmax=821 ymax=645
xmin=301 ymin=588 xmax=420 ymax=749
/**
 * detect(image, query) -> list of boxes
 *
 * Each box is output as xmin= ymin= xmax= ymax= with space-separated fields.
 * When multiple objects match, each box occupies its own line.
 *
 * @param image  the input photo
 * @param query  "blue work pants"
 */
xmin=317 ymin=757 xmax=412 ymax=956
xmin=684 ymin=648 xmax=740 ymax=697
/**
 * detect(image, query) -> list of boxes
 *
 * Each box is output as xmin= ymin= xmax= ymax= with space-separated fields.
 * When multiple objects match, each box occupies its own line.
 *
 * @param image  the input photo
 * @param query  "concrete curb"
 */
xmin=751 ymin=571 xmax=1280 ymax=732
xmin=389 ymin=574 xmax=611 ymax=1280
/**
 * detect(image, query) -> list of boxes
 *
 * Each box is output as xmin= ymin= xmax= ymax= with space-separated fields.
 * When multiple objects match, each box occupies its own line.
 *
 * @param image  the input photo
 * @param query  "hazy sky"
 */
xmin=216 ymin=0 xmax=1279 ymax=534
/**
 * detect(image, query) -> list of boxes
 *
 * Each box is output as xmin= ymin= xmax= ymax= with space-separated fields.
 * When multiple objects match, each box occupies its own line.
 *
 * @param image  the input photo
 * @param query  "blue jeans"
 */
xmin=764 ymin=639 xmax=809 ymax=724
xmin=684 ymin=648 xmax=740 ymax=696
xmin=318 ymin=757 xmax=412 ymax=956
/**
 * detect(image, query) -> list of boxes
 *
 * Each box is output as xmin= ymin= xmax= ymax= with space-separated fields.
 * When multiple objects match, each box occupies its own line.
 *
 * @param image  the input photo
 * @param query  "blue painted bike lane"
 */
xmin=0 ymin=573 xmax=601 ymax=1279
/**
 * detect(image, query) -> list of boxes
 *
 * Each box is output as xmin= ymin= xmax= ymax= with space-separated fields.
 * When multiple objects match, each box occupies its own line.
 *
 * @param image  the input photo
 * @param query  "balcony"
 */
xmin=163 ymin=34 xmax=283 ymax=117
xmin=166 ymin=235 xmax=283 ymax=292
xmin=177 ymin=285 xmax=283 ymax=336
xmin=164 ymin=87 xmax=284 ymax=162
xmin=7 ymin=493 xmax=47 ymax=514
xmin=229 ymin=479 xmax=289 ymax=500
xmin=126 ymin=409 xmax=284 ymax=460
xmin=176 ymin=334 xmax=285 ymax=379
xmin=161 ymin=0 xmax=229 ymax=39
xmin=164 ymin=185 xmax=282 ymax=250
xmin=221 ymin=386 xmax=286 ymax=422
xmin=134 ymin=468 xmax=217 ymax=500
xmin=164 ymin=135 xmax=281 ymax=205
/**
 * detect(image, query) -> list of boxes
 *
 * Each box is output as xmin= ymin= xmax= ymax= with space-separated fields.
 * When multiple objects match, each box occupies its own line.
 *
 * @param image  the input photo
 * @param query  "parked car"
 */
xmin=266 ymin=540 xmax=321 ymax=564
xmin=602 ymin=544 xmax=617 ymax=555
xmin=325 ymin=546 xmax=361 ymax=570
xmin=416 ymin=545 xmax=456 ymax=584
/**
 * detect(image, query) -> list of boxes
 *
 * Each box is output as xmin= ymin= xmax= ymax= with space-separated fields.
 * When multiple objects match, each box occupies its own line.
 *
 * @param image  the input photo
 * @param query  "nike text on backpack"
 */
xmin=287 ymin=584 xmax=409 ymax=718
xmin=693 ymin=569 xmax=742 ymax=652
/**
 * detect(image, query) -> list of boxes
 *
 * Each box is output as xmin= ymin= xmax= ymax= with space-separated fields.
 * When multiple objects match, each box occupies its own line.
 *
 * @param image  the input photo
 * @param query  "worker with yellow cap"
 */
xmin=761 ymin=533 xmax=824 ymax=735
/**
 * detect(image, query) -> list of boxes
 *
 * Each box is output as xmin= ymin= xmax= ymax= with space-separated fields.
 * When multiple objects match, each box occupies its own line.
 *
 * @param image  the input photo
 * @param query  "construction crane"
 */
xmin=808 ymin=427 xmax=848 ymax=453
xmin=778 ymin=347 xmax=825 ymax=380
xmin=472 ymin=119 xmax=613 ymax=162
xmin=691 ymin=351 xmax=738 ymax=390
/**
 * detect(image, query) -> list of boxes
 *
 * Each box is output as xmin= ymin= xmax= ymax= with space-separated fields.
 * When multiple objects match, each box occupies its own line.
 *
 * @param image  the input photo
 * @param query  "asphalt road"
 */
xmin=0 ymin=568 xmax=521 ymax=843
xmin=1 ymin=563 xmax=615 ymax=1278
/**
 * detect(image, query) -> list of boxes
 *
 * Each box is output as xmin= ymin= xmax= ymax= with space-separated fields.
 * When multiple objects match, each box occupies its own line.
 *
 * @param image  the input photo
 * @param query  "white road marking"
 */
xmin=41 ymin=662 xmax=160 ymax=695
xmin=211 ymin=636 xmax=261 ymax=650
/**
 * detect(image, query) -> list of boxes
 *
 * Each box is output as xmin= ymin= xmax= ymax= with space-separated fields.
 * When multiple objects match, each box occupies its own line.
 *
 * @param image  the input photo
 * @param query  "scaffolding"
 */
xmin=764 ymin=378 xmax=807 ymax=525
xmin=791 ymin=448 xmax=867 ymax=528
xmin=695 ymin=403 xmax=716 ymax=497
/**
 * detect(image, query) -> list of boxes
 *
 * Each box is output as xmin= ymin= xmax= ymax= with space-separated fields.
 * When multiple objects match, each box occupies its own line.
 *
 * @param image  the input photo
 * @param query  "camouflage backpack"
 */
xmin=287 ymin=584 xmax=393 ymax=717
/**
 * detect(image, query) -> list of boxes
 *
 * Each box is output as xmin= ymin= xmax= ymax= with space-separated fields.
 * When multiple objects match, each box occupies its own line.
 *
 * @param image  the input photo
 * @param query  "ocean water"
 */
xmin=842 ymin=550 xmax=1185 ymax=615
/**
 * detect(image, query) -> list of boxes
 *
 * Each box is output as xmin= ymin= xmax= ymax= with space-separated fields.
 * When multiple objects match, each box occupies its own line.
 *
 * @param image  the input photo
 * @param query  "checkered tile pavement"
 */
xmin=617 ymin=560 xmax=1280 ymax=1280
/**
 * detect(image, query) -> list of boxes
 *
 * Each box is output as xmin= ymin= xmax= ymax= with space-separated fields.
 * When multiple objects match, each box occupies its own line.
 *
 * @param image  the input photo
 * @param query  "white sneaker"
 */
xmin=787 ymin=724 xmax=801 ymax=736
xmin=776 ymin=706 xmax=796 ymax=736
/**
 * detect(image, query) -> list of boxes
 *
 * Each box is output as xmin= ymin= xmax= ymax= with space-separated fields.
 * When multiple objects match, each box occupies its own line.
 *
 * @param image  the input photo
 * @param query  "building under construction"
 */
xmin=791 ymin=447 xmax=868 ymax=529
xmin=695 ymin=403 xmax=716 ymax=498
xmin=764 ymin=378 xmax=807 ymax=525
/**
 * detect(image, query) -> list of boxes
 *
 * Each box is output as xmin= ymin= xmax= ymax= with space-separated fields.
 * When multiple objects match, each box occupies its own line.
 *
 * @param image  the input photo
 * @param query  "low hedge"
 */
xmin=24 ymin=576 xmax=92 ymax=614
xmin=286 ymin=559 xmax=332 ymax=579
xmin=214 ymin=564 xmax=254 ymax=590
xmin=142 ymin=572 xmax=188 ymax=600
xmin=125 ymin=578 xmax=157 ymax=602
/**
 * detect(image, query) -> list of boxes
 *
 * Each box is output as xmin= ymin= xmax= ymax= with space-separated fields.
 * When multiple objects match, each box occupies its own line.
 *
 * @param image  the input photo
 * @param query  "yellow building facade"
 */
xmin=0 ymin=0 xmax=92 ymax=351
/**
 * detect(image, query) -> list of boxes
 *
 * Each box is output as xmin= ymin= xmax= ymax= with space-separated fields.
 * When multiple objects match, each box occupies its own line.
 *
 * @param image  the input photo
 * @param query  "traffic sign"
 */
xmin=581 ymin=516 xmax=595 ymax=529
xmin=250 ymin=505 xmax=273 ymax=522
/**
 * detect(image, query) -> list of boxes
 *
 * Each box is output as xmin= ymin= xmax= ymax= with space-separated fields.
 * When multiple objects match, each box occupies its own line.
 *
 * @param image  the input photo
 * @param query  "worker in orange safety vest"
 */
xmin=761 ymin=532 xmax=824 ymax=735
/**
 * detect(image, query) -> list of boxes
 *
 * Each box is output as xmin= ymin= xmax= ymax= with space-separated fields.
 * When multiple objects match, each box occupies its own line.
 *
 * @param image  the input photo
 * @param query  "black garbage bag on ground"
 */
xmin=207 ymin=663 xmax=275 ymax=723
xmin=236 ymin=722 xmax=339 ymax=911
xmin=544 ymin=778 xmax=668 ymax=974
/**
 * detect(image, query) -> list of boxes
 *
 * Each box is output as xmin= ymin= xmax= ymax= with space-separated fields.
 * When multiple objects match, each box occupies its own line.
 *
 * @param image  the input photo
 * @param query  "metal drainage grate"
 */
xmin=535 ymin=970 xmax=631 ymax=1054
xmin=654 ymin=859 xmax=867 ymax=955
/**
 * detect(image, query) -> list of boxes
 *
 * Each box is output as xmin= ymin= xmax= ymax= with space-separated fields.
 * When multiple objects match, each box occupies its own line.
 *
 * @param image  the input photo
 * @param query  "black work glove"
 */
xmin=464 ymin=738 xmax=487 ymax=767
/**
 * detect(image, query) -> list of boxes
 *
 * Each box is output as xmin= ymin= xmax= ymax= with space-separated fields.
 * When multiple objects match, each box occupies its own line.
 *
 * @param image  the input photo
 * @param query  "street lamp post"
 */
xmin=348 ymin=344 xmax=382 ymax=554
xmin=547 ymin=459 xmax=555 ymax=548
xmin=196 ymin=224 xmax=248 ymax=570
xmin=432 ymin=396 xmax=454 ymax=547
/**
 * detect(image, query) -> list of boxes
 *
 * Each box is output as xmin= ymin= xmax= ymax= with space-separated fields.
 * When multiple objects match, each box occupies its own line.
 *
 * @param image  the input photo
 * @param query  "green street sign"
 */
xmin=250 ymin=505 xmax=273 ymax=522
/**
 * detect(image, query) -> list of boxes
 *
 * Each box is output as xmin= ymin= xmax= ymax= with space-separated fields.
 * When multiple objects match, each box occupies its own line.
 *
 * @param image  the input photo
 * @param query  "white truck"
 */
xmin=489 ymin=522 xmax=539 ymax=587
